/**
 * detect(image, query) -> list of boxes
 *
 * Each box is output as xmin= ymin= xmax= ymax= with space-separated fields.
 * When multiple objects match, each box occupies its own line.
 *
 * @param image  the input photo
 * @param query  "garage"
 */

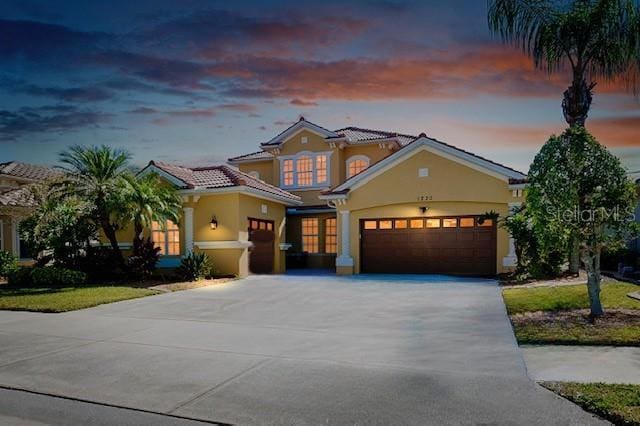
xmin=360 ymin=216 xmax=496 ymax=276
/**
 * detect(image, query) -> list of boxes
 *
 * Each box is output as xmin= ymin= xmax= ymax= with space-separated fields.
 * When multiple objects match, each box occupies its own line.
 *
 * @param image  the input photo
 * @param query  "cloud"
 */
xmin=0 ymin=105 xmax=112 ymax=141
xmin=137 ymin=10 xmax=371 ymax=58
xmin=129 ymin=106 xmax=158 ymax=114
xmin=589 ymin=116 xmax=640 ymax=148
xmin=218 ymin=103 xmax=257 ymax=112
xmin=290 ymin=99 xmax=318 ymax=107
xmin=18 ymin=83 xmax=113 ymax=102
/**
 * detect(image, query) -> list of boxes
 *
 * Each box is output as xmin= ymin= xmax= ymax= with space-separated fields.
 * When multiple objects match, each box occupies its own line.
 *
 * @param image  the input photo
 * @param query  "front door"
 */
xmin=248 ymin=218 xmax=275 ymax=274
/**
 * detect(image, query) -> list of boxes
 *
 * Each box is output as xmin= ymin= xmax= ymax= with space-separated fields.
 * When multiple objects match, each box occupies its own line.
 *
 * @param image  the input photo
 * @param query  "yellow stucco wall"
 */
xmin=0 ymin=215 xmax=13 ymax=253
xmin=238 ymin=160 xmax=275 ymax=186
xmin=334 ymin=148 xmax=519 ymax=275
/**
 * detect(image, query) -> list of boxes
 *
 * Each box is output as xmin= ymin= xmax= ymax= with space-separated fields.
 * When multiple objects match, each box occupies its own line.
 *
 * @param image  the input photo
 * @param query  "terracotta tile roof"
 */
xmin=148 ymin=161 xmax=300 ymax=202
xmin=0 ymin=186 xmax=37 ymax=208
xmin=0 ymin=161 xmax=59 ymax=182
xmin=333 ymin=127 xmax=416 ymax=146
xmin=227 ymin=151 xmax=274 ymax=163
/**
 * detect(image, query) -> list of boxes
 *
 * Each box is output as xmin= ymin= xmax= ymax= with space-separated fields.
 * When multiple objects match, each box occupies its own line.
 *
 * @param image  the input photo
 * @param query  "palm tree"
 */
xmin=58 ymin=145 xmax=131 ymax=266
xmin=121 ymin=172 xmax=182 ymax=249
xmin=488 ymin=0 xmax=640 ymax=127
xmin=488 ymin=0 xmax=640 ymax=274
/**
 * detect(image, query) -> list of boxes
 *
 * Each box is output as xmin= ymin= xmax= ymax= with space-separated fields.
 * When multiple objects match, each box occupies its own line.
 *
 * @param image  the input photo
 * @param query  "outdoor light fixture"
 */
xmin=210 ymin=216 xmax=218 ymax=230
xmin=420 ymin=206 xmax=429 ymax=214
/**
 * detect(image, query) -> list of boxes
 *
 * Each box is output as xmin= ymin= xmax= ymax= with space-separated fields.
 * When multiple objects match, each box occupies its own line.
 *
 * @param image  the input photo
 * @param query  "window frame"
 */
xmin=325 ymin=217 xmax=337 ymax=254
xmin=152 ymin=219 xmax=181 ymax=256
xmin=346 ymin=155 xmax=370 ymax=178
xmin=279 ymin=151 xmax=332 ymax=189
xmin=301 ymin=217 xmax=319 ymax=253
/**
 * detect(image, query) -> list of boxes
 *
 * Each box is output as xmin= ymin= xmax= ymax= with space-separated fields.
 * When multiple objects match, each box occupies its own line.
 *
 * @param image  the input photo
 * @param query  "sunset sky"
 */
xmin=1 ymin=0 xmax=638 ymax=174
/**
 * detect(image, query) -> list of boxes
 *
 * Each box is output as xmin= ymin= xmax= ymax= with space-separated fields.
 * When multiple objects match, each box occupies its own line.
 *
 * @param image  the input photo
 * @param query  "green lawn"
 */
xmin=543 ymin=382 xmax=640 ymax=425
xmin=0 ymin=286 xmax=159 ymax=313
xmin=503 ymin=282 xmax=640 ymax=315
xmin=503 ymin=282 xmax=640 ymax=346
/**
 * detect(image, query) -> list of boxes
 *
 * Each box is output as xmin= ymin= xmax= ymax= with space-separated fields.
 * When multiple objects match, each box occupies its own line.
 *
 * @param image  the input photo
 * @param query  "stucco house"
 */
xmin=139 ymin=117 xmax=526 ymax=277
xmin=0 ymin=162 xmax=60 ymax=260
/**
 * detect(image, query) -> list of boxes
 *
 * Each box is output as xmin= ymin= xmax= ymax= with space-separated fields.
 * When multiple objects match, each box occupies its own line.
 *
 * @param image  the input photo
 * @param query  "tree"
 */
xmin=19 ymin=183 xmax=97 ymax=268
xmin=57 ymin=145 xmax=131 ymax=267
xmin=526 ymin=127 xmax=637 ymax=317
xmin=488 ymin=0 xmax=640 ymax=127
xmin=120 ymin=172 xmax=182 ymax=249
xmin=488 ymin=0 xmax=640 ymax=273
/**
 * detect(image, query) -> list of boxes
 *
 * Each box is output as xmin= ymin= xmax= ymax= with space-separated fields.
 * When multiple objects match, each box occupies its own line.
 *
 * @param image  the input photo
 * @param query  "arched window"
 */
xmin=248 ymin=171 xmax=260 ymax=179
xmin=346 ymin=155 xmax=370 ymax=178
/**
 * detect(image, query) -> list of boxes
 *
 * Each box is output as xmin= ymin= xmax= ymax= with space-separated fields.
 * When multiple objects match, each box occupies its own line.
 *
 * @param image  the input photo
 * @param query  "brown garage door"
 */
xmin=360 ymin=216 xmax=496 ymax=276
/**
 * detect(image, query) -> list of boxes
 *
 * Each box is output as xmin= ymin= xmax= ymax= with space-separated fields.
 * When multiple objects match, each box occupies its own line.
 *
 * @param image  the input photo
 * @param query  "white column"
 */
xmin=183 ymin=207 xmax=194 ymax=255
xmin=336 ymin=210 xmax=354 ymax=267
xmin=10 ymin=218 xmax=19 ymax=257
xmin=503 ymin=203 xmax=521 ymax=267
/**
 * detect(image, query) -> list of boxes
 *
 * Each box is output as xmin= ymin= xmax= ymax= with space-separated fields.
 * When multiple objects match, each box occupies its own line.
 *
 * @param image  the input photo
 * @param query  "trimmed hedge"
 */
xmin=8 ymin=267 xmax=87 ymax=288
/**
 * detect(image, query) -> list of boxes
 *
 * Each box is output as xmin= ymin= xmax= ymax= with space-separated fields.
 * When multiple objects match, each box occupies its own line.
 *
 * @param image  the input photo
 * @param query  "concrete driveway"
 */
xmin=0 ymin=274 xmax=603 ymax=425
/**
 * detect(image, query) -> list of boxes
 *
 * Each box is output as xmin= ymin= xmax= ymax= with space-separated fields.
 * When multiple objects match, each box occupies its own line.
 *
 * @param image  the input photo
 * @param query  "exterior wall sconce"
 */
xmin=210 ymin=216 xmax=218 ymax=230
xmin=419 ymin=206 xmax=429 ymax=214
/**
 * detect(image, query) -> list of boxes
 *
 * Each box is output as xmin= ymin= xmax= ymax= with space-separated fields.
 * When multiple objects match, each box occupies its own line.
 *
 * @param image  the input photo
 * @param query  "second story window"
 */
xmin=280 ymin=152 xmax=331 ymax=189
xmin=297 ymin=155 xmax=313 ymax=186
xmin=346 ymin=155 xmax=370 ymax=178
xmin=283 ymin=159 xmax=294 ymax=186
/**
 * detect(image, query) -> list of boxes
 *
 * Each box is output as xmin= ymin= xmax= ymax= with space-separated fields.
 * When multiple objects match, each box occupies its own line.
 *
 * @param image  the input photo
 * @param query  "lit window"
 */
xmin=410 ymin=219 xmax=424 ymax=228
xmin=394 ymin=219 xmax=407 ymax=229
xmin=296 ymin=156 xmax=313 ymax=186
xmin=379 ymin=220 xmax=392 ymax=229
xmin=316 ymin=155 xmax=327 ymax=184
xmin=479 ymin=219 xmax=494 ymax=227
xmin=460 ymin=218 xmax=475 ymax=227
xmin=364 ymin=220 xmax=377 ymax=230
xmin=283 ymin=159 xmax=294 ymax=186
xmin=152 ymin=220 xmax=180 ymax=255
xmin=347 ymin=157 xmax=369 ymax=178
xmin=302 ymin=218 xmax=319 ymax=253
xmin=325 ymin=218 xmax=337 ymax=254
xmin=426 ymin=219 xmax=441 ymax=228
xmin=443 ymin=218 xmax=457 ymax=228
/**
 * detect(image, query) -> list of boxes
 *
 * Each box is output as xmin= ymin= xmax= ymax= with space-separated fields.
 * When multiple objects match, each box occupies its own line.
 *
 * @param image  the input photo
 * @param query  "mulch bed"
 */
xmin=149 ymin=277 xmax=236 ymax=292
xmin=512 ymin=308 xmax=640 ymax=327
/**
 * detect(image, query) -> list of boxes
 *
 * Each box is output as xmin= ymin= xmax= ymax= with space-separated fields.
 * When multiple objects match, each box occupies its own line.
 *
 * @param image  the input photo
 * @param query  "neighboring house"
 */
xmin=224 ymin=117 xmax=526 ymax=276
xmin=0 ymin=162 xmax=59 ymax=260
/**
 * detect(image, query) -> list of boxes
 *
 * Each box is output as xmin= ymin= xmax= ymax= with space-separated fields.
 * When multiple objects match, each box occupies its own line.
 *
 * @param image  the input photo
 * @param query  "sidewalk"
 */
xmin=522 ymin=345 xmax=640 ymax=384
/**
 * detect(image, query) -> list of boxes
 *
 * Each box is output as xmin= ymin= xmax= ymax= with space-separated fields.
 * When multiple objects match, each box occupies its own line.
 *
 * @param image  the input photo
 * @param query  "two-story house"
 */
xmin=221 ymin=117 xmax=527 ymax=276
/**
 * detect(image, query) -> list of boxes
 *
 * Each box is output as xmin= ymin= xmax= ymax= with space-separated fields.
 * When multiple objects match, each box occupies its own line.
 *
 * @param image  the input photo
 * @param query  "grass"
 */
xmin=503 ymin=282 xmax=640 ymax=346
xmin=0 ymin=286 xmax=159 ymax=313
xmin=503 ymin=282 xmax=640 ymax=315
xmin=543 ymin=382 xmax=640 ymax=425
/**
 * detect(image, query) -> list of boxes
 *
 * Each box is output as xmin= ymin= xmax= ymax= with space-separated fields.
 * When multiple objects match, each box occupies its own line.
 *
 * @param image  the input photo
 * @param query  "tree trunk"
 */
xmin=132 ymin=221 xmax=144 ymax=255
xmin=100 ymin=217 xmax=125 ymax=268
xmin=562 ymin=78 xmax=595 ymax=127
xmin=568 ymin=234 xmax=580 ymax=275
xmin=582 ymin=249 xmax=604 ymax=318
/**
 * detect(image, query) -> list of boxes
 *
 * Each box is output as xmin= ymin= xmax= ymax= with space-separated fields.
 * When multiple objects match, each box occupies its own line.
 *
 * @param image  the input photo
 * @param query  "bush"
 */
xmin=31 ymin=267 xmax=87 ymax=287
xmin=77 ymin=246 xmax=123 ymax=281
xmin=127 ymin=237 xmax=161 ymax=280
xmin=0 ymin=250 xmax=18 ymax=277
xmin=8 ymin=267 xmax=87 ymax=288
xmin=177 ymin=252 xmax=211 ymax=281
xmin=7 ymin=267 xmax=33 ymax=287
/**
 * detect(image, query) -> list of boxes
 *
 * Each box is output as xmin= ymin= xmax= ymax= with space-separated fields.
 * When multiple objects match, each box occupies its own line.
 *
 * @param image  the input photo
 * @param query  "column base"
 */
xmin=502 ymin=255 xmax=517 ymax=267
xmin=336 ymin=256 xmax=354 ymax=275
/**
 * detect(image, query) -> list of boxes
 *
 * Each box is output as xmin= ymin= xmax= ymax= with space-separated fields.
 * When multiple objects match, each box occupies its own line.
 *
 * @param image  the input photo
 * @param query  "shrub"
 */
xmin=77 ymin=246 xmax=123 ymax=281
xmin=0 ymin=250 xmax=18 ymax=277
xmin=127 ymin=237 xmax=161 ymax=280
xmin=7 ymin=267 xmax=34 ymax=287
xmin=32 ymin=267 xmax=87 ymax=287
xmin=177 ymin=252 xmax=211 ymax=281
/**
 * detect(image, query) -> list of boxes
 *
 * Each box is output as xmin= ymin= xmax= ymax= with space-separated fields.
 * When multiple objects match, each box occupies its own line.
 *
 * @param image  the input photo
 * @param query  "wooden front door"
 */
xmin=248 ymin=218 xmax=275 ymax=274
xmin=360 ymin=216 xmax=497 ymax=276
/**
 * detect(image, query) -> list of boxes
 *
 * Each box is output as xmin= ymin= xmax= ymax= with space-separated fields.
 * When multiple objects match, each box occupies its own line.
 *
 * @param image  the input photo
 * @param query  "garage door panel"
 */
xmin=361 ymin=216 xmax=496 ymax=276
